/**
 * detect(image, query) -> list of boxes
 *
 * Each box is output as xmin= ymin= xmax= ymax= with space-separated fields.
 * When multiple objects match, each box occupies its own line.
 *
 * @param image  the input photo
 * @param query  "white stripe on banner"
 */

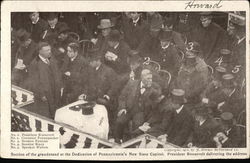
xmin=60 ymin=129 xmax=73 ymax=146
xmin=90 ymin=139 xmax=99 ymax=148
xmin=75 ymin=134 xmax=86 ymax=148
xmin=29 ymin=115 xmax=36 ymax=131
xmin=41 ymin=120 xmax=49 ymax=132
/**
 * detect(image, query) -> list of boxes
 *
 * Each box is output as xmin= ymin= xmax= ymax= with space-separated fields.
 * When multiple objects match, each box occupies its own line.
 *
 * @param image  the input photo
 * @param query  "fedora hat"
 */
xmin=97 ymin=19 xmax=114 ymax=29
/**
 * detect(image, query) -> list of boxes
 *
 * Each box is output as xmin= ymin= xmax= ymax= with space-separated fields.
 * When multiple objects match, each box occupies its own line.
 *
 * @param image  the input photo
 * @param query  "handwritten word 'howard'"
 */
xmin=185 ymin=0 xmax=223 ymax=9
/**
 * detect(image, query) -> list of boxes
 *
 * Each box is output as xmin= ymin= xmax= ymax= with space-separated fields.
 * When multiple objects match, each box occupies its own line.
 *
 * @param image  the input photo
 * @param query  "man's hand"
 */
xmin=41 ymin=96 xmax=47 ymax=102
xmin=78 ymin=94 xmax=87 ymax=100
xmin=103 ymin=95 xmax=110 ymax=101
xmin=64 ymin=71 xmax=71 ymax=76
xmin=202 ymin=97 xmax=209 ymax=104
xmin=117 ymin=109 xmax=127 ymax=117
xmin=58 ymin=47 xmax=65 ymax=53
xmin=105 ymin=51 xmax=118 ymax=61
xmin=91 ymin=38 xmax=98 ymax=45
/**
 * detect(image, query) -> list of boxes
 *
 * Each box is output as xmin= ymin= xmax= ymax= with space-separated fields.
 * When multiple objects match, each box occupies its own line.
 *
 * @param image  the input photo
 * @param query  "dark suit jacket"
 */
xmin=60 ymin=54 xmax=89 ymax=104
xmin=161 ymin=106 xmax=194 ymax=146
xmin=190 ymin=22 xmax=227 ymax=62
xmin=24 ymin=55 xmax=62 ymax=118
xmin=26 ymin=18 xmax=48 ymax=43
xmin=188 ymin=117 xmax=220 ymax=148
xmin=16 ymin=41 xmax=38 ymax=67
xmin=118 ymin=80 xmax=161 ymax=115
xmin=122 ymin=17 xmax=150 ymax=51
xmin=153 ymin=43 xmax=181 ymax=77
xmin=222 ymin=125 xmax=244 ymax=148
xmin=103 ymin=40 xmax=131 ymax=74
xmin=84 ymin=63 xmax=118 ymax=101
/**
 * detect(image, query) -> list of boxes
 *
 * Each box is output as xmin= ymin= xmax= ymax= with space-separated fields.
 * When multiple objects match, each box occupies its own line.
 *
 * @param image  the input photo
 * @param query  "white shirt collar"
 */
xmin=114 ymin=43 xmax=119 ymax=49
xmin=96 ymin=64 xmax=101 ymax=71
xmin=176 ymin=105 xmax=184 ymax=114
xmin=199 ymin=119 xmax=206 ymax=126
xmin=39 ymin=54 xmax=49 ymax=64
xmin=229 ymin=88 xmax=236 ymax=97
xmin=226 ymin=128 xmax=232 ymax=135
xmin=162 ymin=43 xmax=170 ymax=50
xmin=237 ymin=36 xmax=245 ymax=44
xmin=70 ymin=54 xmax=78 ymax=62
xmin=133 ymin=17 xmax=140 ymax=24
xmin=32 ymin=17 xmax=40 ymax=24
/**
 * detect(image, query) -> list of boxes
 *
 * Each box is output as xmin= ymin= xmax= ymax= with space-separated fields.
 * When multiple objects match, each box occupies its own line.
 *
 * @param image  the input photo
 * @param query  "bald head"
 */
xmin=141 ymin=69 xmax=153 ymax=88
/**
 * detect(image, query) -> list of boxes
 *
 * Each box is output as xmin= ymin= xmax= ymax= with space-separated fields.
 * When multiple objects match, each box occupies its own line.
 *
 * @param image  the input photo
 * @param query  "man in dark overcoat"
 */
xmin=24 ymin=42 xmax=62 ymax=119
xmin=60 ymin=42 xmax=89 ymax=105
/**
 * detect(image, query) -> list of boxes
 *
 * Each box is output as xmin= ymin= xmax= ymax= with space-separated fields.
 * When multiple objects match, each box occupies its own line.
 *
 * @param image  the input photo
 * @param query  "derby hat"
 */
xmin=97 ymin=19 xmax=114 ymax=29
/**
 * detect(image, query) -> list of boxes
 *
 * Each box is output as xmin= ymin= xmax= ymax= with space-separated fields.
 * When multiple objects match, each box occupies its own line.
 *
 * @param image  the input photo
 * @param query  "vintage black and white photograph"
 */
xmin=9 ymin=10 xmax=247 ymax=150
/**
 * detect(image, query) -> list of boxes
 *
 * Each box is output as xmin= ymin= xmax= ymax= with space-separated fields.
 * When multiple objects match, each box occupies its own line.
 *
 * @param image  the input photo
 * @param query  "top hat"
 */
xmin=81 ymin=102 xmax=95 ymax=115
xmin=107 ymin=29 xmax=121 ymax=42
xmin=47 ymin=12 xmax=59 ymax=20
xmin=159 ymin=30 xmax=173 ymax=41
xmin=170 ymin=89 xmax=186 ymax=104
xmin=222 ymin=74 xmax=235 ymax=86
xmin=97 ymin=19 xmax=114 ymax=29
xmin=215 ymin=66 xmax=227 ymax=73
xmin=185 ymin=50 xmax=197 ymax=65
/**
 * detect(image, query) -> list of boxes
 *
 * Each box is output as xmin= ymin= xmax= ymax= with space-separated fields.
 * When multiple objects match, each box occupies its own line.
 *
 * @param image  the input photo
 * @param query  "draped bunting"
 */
xmin=11 ymin=85 xmax=179 ymax=148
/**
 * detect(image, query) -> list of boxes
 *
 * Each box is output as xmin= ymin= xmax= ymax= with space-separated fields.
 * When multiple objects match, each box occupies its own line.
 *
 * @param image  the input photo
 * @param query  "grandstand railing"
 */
xmin=11 ymin=85 xmax=179 ymax=148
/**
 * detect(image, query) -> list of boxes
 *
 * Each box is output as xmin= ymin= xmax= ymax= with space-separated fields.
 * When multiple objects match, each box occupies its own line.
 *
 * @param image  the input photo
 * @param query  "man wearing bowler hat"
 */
xmin=186 ymin=106 xmax=220 ymax=148
xmin=157 ymin=89 xmax=194 ymax=147
xmin=153 ymin=30 xmax=181 ymax=78
xmin=103 ymin=29 xmax=131 ymax=75
xmin=200 ymin=65 xmax=227 ymax=102
xmin=92 ymin=19 xmax=114 ymax=54
xmin=172 ymin=44 xmax=209 ymax=104
xmin=78 ymin=49 xmax=118 ymax=134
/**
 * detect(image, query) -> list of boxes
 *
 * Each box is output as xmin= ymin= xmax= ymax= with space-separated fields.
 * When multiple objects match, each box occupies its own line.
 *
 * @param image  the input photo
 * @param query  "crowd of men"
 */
xmin=11 ymin=12 xmax=246 ymax=148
